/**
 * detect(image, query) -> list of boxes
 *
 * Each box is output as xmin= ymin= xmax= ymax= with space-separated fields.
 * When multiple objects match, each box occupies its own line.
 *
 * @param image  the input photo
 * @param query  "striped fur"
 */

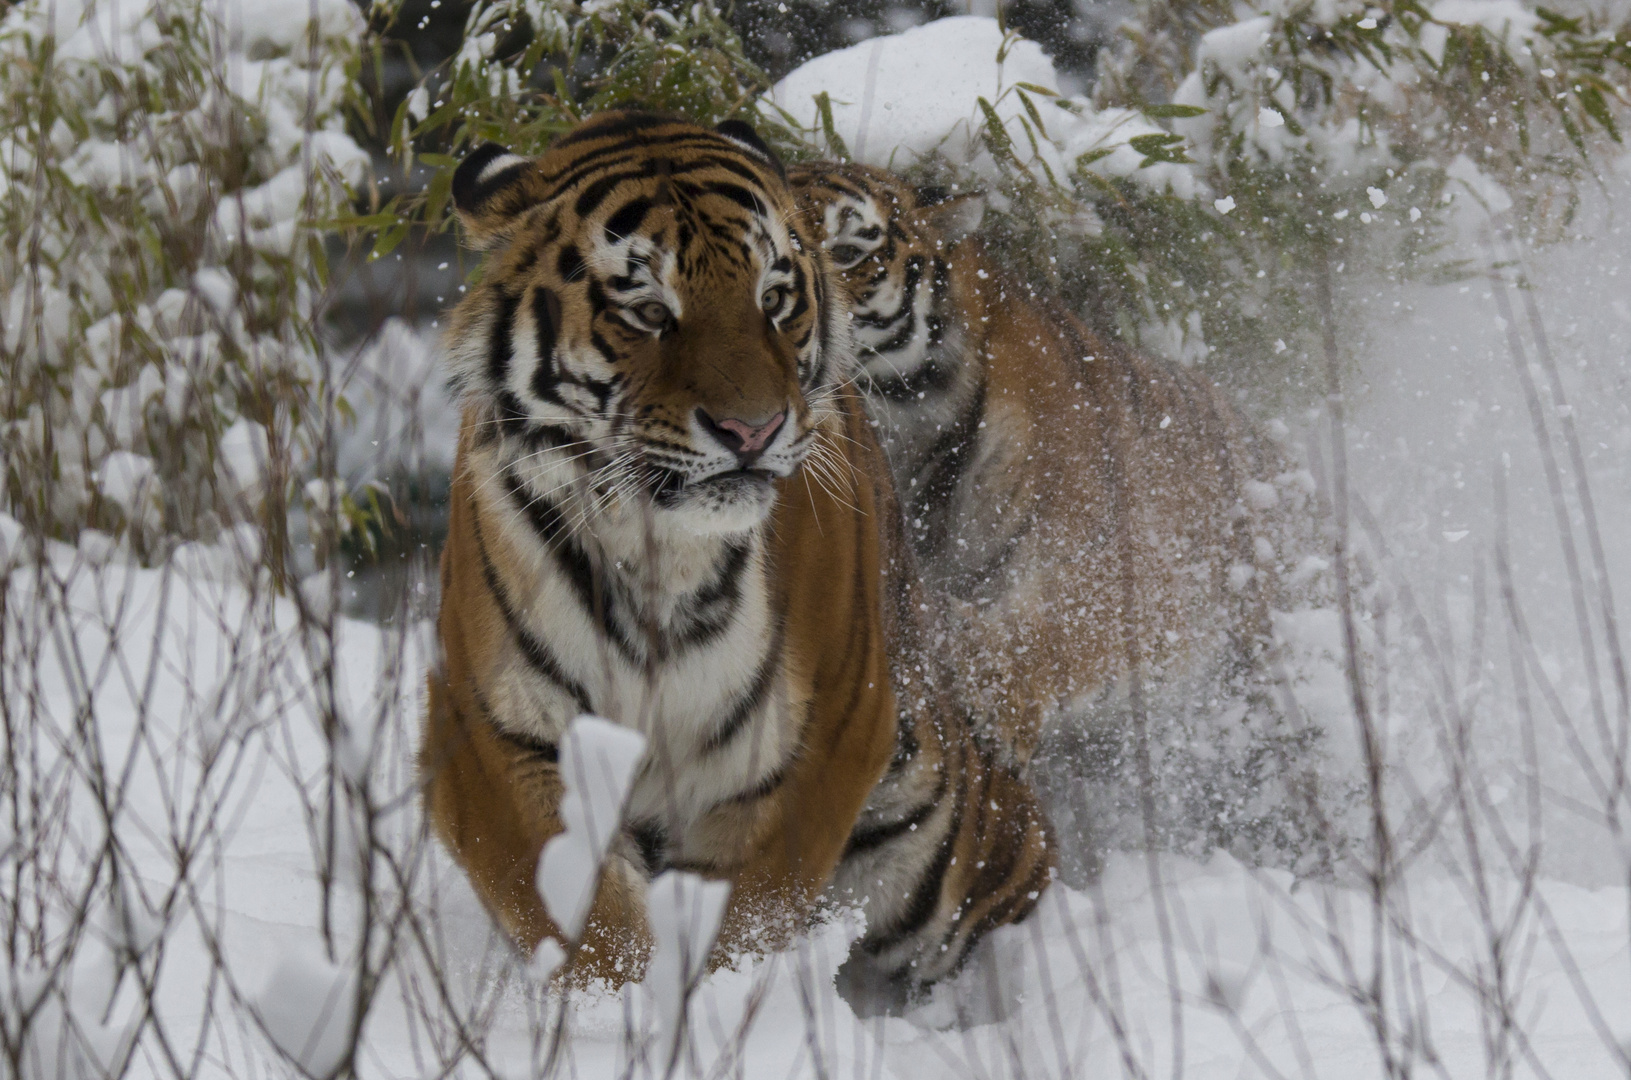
xmin=423 ymin=112 xmax=1051 ymax=991
xmin=790 ymin=161 xmax=1298 ymax=770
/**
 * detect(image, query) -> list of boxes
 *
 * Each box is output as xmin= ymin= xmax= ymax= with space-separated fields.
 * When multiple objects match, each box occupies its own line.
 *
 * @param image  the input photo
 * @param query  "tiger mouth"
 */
xmin=650 ymin=467 xmax=777 ymax=508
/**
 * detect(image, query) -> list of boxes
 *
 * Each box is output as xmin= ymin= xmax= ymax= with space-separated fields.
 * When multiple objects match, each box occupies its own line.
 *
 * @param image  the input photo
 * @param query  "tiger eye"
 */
xmin=761 ymin=287 xmax=788 ymax=317
xmin=629 ymin=300 xmax=671 ymax=329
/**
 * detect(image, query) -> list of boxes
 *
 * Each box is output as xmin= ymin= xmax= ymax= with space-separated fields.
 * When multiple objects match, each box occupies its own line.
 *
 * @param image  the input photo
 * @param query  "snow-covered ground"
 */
xmin=6 ymin=519 xmax=1630 ymax=1077
xmin=8 ymin=12 xmax=1631 ymax=1079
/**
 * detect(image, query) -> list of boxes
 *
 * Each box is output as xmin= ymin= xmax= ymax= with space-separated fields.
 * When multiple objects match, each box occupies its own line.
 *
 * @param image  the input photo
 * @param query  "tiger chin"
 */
xmin=791 ymin=162 xmax=1329 ymax=873
xmin=421 ymin=111 xmax=1053 ymax=995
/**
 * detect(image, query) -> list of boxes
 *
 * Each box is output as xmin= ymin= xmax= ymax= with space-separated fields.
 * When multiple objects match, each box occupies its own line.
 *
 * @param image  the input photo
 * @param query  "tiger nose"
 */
xmin=696 ymin=408 xmax=786 ymax=464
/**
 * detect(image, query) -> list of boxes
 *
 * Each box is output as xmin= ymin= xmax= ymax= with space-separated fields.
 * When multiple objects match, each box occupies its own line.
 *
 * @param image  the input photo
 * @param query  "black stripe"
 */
xmin=557 ymin=245 xmax=586 ymax=283
xmin=489 ymin=723 xmax=560 ymax=764
xmin=547 ymin=147 xmax=769 ymax=224
xmin=551 ymin=110 xmax=676 ymax=150
xmin=716 ymin=757 xmax=795 ymax=807
xmin=864 ymin=778 xmax=964 ymax=955
xmin=469 ymin=684 xmax=560 ymax=767
xmin=666 ymin=540 xmax=751 ymax=651
xmin=702 ymin=181 xmax=767 ymax=216
xmin=486 ymin=288 xmax=520 ymax=389
xmin=528 ymin=287 xmax=562 ymax=404
xmin=869 ymin=356 xmax=957 ymax=402
xmin=499 ymin=469 xmax=644 ymax=665
xmin=843 ymin=797 xmax=940 ymax=857
xmin=886 ymin=717 xmax=920 ymax=775
xmin=604 ymin=196 xmax=653 ymax=242
xmin=469 ymin=510 xmax=593 ymax=714
xmin=701 ymin=628 xmax=782 ymax=754
xmin=453 ymin=143 xmax=529 ymax=215
xmin=629 ymin=819 xmax=668 ymax=875
xmin=853 ymin=265 xmax=915 ymax=326
xmin=908 ymin=381 xmax=986 ymax=557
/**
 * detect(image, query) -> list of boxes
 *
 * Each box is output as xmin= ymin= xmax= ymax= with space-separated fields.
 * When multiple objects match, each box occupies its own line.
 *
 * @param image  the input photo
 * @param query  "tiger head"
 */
xmin=444 ymin=111 xmax=851 ymax=536
xmin=786 ymin=162 xmax=985 ymax=404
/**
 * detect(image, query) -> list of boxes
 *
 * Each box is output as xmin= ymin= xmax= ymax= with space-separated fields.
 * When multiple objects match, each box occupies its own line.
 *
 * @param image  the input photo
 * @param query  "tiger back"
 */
xmin=423 ymin=113 xmax=1051 ymax=990
xmin=790 ymin=162 xmax=1321 ymax=866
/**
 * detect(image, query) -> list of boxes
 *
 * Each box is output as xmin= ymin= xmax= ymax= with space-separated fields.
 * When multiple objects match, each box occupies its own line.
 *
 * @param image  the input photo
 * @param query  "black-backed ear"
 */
xmin=715 ymin=119 xmax=786 ymax=179
xmin=909 ymin=188 xmax=986 ymax=246
xmin=451 ymin=142 xmax=549 ymax=250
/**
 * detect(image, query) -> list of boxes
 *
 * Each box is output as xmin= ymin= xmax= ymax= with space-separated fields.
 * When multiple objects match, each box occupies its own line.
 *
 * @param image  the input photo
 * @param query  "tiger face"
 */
xmin=786 ymin=162 xmax=984 ymax=406
xmin=446 ymin=113 xmax=849 ymax=536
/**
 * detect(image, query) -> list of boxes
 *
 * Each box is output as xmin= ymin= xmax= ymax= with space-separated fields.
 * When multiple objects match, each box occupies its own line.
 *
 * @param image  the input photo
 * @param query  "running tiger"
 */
xmin=422 ymin=112 xmax=1051 ymax=990
xmin=789 ymin=163 xmax=1316 ymax=830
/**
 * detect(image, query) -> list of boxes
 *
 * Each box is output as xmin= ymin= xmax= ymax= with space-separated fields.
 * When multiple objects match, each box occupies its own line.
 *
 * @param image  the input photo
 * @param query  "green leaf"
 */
xmin=1014 ymin=81 xmax=1059 ymax=97
xmin=1577 ymin=85 xmax=1621 ymax=140
xmin=814 ymin=91 xmax=850 ymax=160
xmin=1128 ymin=132 xmax=1184 ymax=153
xmin=1143 ymin=103 xmax=1208 ymax=118
xmin=1076 ymin=147 xmax=1117 ymax=168
xmin=1017 ymin=88 xmax=1050 ymax=140
xmin=976 ymin=96 xmax=1017 ymax=164
xmin=314 ymin=211 xmax=402 ymax=230
xmin=370 ymin=222 xmax=409 ymax=261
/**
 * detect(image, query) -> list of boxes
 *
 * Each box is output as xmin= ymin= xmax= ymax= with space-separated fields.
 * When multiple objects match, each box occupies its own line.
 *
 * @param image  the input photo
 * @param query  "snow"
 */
xmin=1445 ymin=153 xmax=1515 ymax=217
xmin=252 ymin=941 xmax=360 ymax=1078
xmin=537 ymin=716 xmax=647 ymax=941
xmin=334 ymin=318 xmax=462 ymax=484
xmin=769 ymin=16 xmax=1198 ymax=197
xmin=217 ymin=418 xmax=269 ymax=495
xmin=7 ymin=371 xmax=1631 ymax=1077
xmin=643 ymin=871 xmax=732 ymax=1070
xmin=95 ymin=451 xmax=161 ymax=531
xmin=1 ymin=0 xmax=364 ymax=542
xmin=1432 ymin=0 xmax=1541 ymax=43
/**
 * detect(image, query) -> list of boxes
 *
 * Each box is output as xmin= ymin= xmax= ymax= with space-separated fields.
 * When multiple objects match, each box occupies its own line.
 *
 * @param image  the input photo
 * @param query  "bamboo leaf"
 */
xmin=814 ymin=91 xmax=850 ymax=160
xmin=1017 ymin=88 xmax=1050 ymax=140
xmin=1143 ymin=103 xmax=1208 ymax=118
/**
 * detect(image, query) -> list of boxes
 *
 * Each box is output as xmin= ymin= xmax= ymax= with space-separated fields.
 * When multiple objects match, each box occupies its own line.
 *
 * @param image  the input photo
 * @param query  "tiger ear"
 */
xmin=909 ymin=189 xmax=986 ymax=246
xmin=715 ymin=119 xmax=786 ymax=179
xmin=451 ymin=142 xmax=550 ymax=250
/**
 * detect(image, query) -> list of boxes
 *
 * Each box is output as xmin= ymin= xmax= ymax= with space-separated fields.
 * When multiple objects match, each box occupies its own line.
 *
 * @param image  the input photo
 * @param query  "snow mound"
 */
xmin=644 ymin=870 xmax=732 ymax=1069
xmin=770 ymin=16 xmax=1198 ymax=198
xmin=537 ymin=716 xmax=647 ymax=941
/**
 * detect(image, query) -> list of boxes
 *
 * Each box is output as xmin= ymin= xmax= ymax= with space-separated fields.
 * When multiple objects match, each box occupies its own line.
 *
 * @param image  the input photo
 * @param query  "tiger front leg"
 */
xmin=420 ymin=675 xmax=651 ymax=984
xmin=833 ymin=731 xmax=1055 ymax=1006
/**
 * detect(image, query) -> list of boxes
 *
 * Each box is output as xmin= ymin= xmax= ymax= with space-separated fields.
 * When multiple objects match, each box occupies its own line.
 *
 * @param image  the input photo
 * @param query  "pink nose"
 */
xmin=696 ymin=409 xmax=786 ymax=463
xmin=716 ymin=414 xmax=783 ymax=452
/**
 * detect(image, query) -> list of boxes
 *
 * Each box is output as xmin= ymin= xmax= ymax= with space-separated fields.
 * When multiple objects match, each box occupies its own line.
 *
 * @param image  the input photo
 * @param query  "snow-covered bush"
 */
xmin=1093 ymin=0 xmax=1631 ymax=390
xmin=371 ymin=0 xmax=789 ymax=243
xmin=0 ymin=0 xmax=367 ymax=564
xmin=772 ymin=4 xmax=1629 ymax=400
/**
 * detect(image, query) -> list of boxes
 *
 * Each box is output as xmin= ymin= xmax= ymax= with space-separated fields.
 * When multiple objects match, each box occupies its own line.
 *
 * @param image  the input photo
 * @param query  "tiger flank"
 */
xmin=421 ymin=111 xmax=1052 ymax=992
xmin=791 ymin=162 xmax=1326 ymax=870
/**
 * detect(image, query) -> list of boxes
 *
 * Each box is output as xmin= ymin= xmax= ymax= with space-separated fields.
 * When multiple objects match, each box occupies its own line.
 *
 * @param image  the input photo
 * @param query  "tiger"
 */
xmin=421 ymin=110 xmax=1052 ymax=994
xmin=789 ymin=161 xmax=1323 ymax=869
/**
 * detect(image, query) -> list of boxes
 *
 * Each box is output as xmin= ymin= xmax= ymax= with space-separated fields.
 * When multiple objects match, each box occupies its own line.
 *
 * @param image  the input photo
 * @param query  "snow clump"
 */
xmin=536 ymin=716 xmax=648 ymax=941
xmin=771 ymin=16 xmax=1199 ymax=198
